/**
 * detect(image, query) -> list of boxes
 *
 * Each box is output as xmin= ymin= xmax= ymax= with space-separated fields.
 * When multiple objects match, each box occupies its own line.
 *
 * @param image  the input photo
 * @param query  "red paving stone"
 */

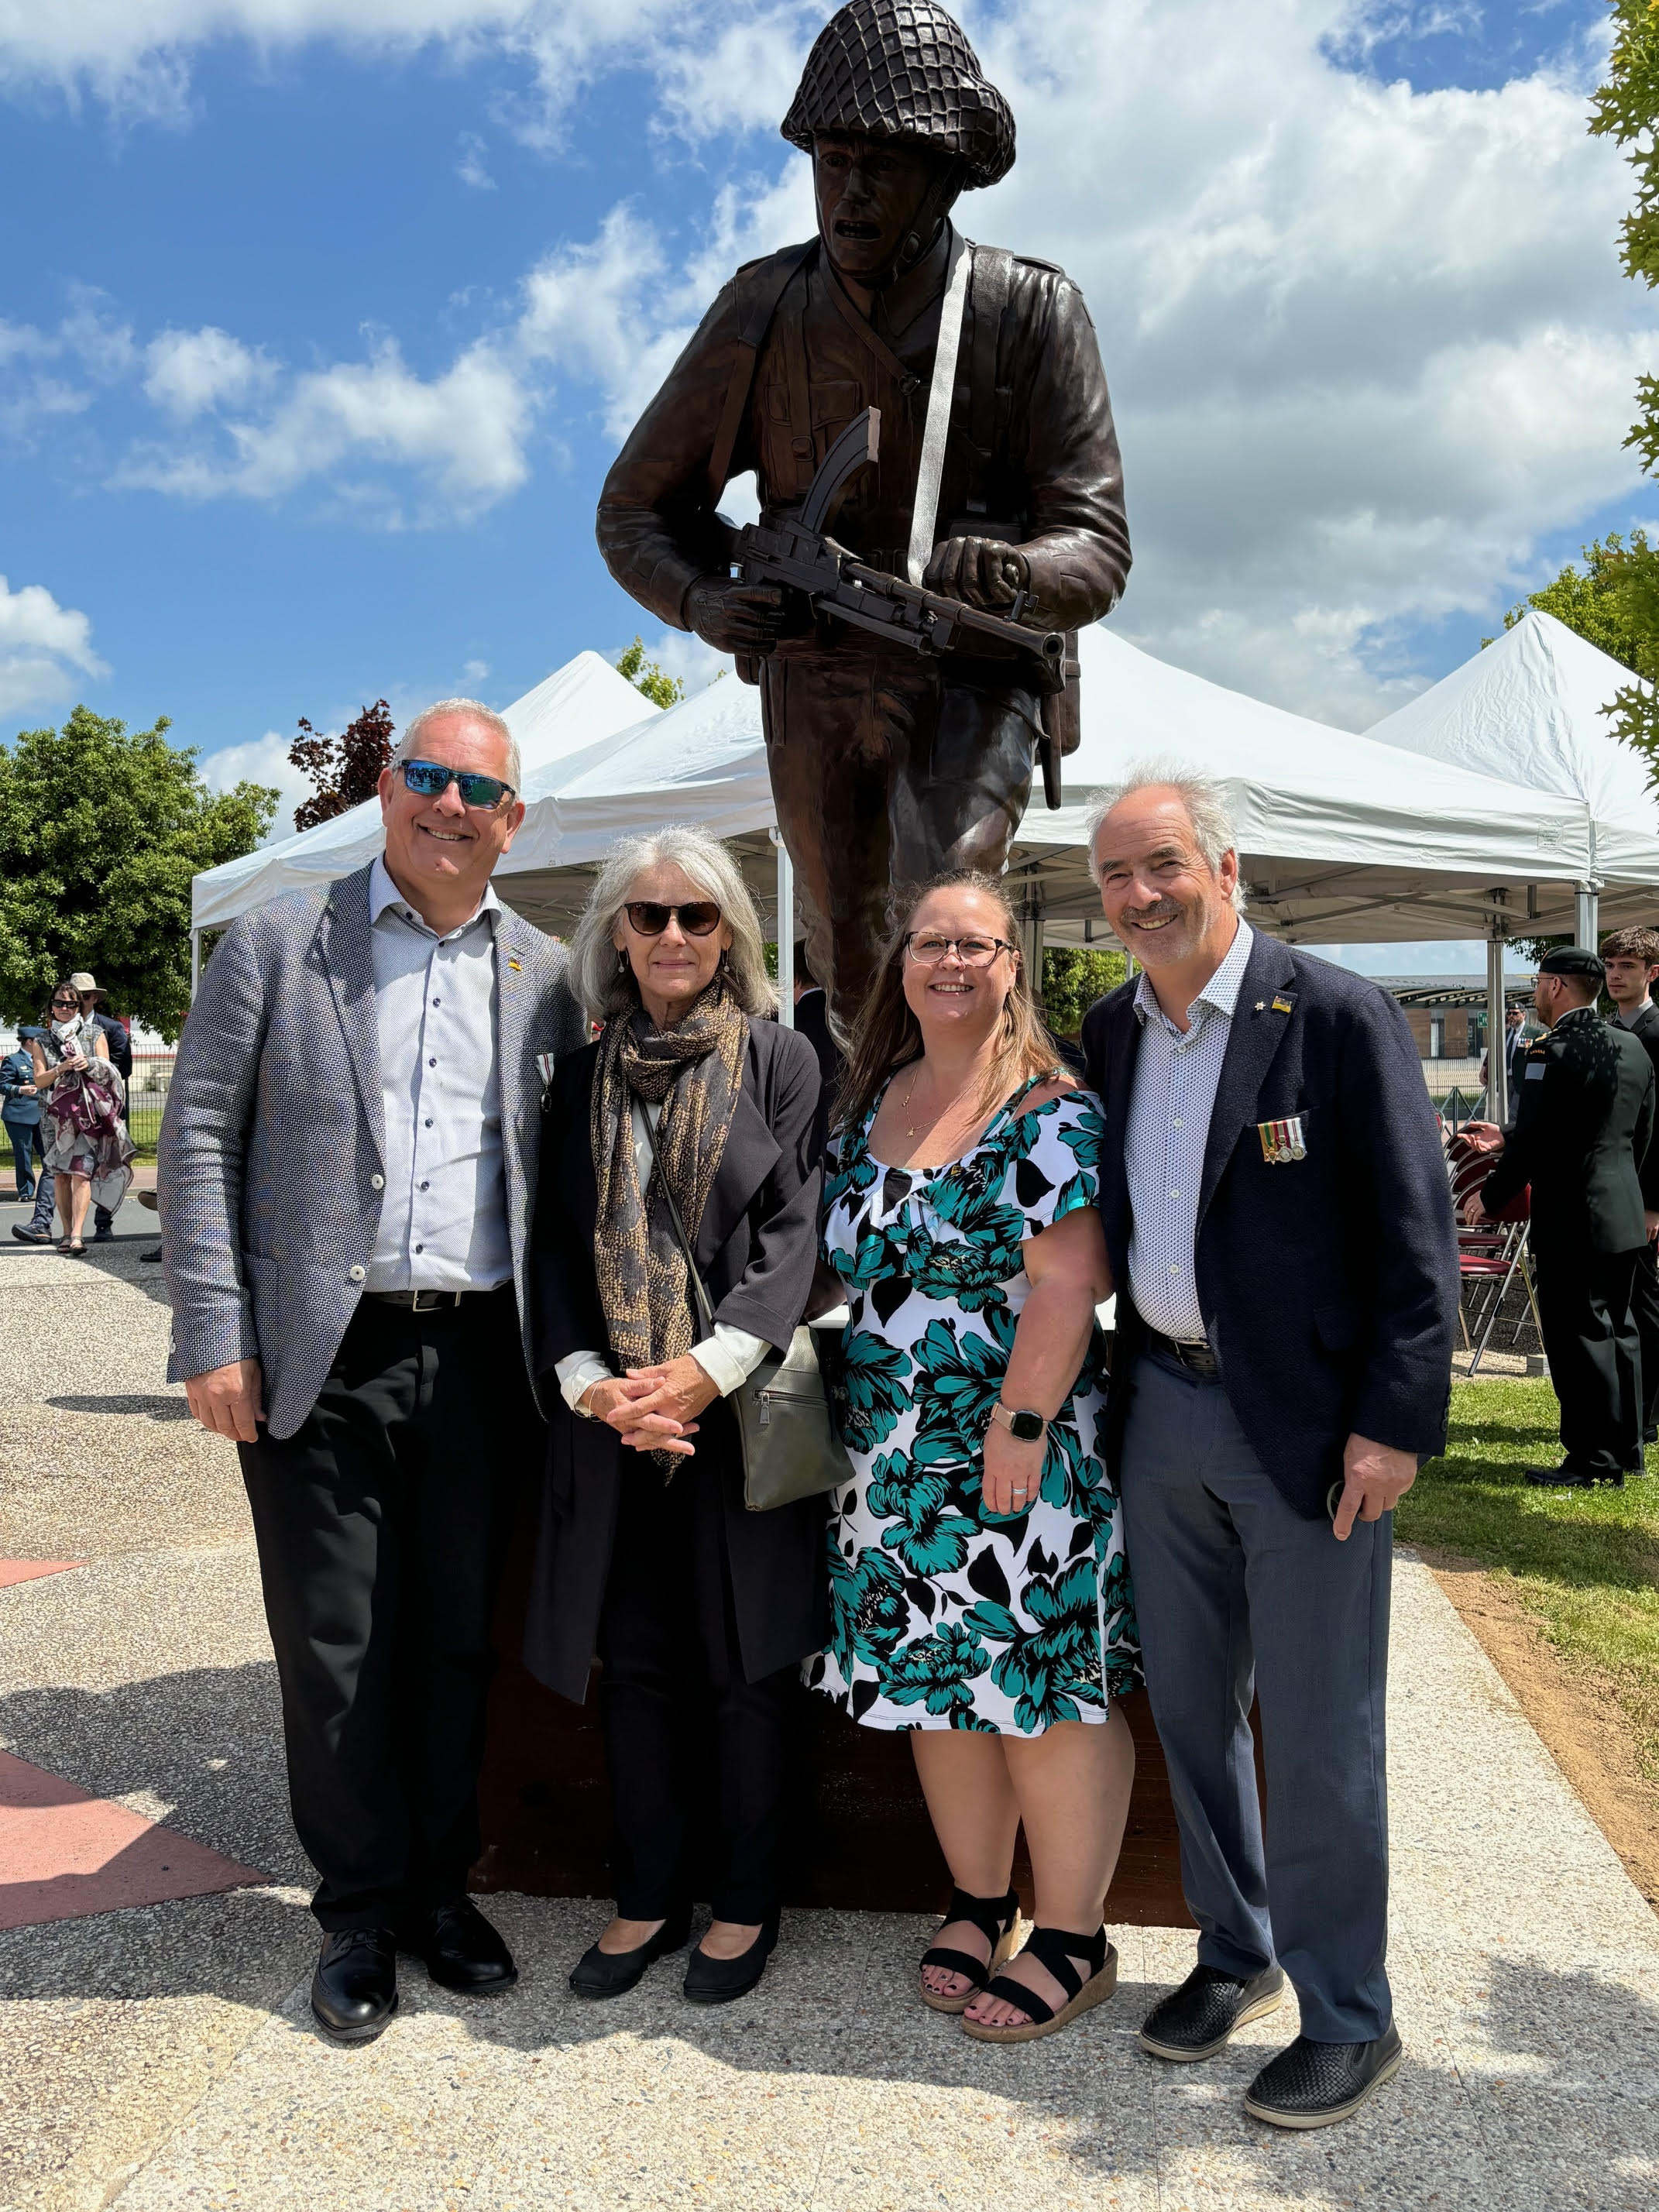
xmin=0 ymin=1560 xmax=81 ymax=1589
xmin=0 ymin=1751 xmax=270 ymax=1930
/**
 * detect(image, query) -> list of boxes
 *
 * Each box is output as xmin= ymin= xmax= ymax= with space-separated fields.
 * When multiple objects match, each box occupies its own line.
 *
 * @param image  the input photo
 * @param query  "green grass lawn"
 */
xmin=1399 ymin=1379 xmax=1659 ymax=1780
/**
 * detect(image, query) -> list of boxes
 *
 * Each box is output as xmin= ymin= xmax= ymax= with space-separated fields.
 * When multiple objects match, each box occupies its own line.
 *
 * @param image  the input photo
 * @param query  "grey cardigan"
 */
xmin=157 ymin=863 xmax=587 ymax=1437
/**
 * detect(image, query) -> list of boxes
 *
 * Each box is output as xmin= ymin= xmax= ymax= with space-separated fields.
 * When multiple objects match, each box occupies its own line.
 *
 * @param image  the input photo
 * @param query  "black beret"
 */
xmin=1537 ymin=946 xmax=1606 ymax=981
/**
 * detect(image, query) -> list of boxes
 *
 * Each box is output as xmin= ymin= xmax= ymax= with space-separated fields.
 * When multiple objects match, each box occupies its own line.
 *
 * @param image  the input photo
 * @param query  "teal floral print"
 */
xmin=810 ymin=1080 xmax=1141 ymax=1735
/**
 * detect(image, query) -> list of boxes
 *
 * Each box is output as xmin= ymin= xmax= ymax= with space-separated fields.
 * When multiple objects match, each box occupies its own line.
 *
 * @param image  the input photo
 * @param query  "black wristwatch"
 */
xmin=989 ymin=1403 xmax=1048 ymax=1444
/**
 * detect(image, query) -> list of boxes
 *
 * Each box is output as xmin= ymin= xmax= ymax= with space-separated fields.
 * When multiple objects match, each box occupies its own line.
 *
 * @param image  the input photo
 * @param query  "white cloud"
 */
xmin=456 ymin=130 xmax=496 ymax=189
xmin=462 ymin=656 xmax=490 ymax=681
xmin=144 ymin=325 xmax=275 ymax=417
xmin=0 ymin=575 xmax=107 ymax=719
xmin=197 ymin=729 xmax=315 ymax=840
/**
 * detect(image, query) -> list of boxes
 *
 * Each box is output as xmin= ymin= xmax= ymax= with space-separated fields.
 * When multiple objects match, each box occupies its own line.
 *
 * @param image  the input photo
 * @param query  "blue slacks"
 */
xmin=1118 ymin=1346 xmax=1393 ymax=2042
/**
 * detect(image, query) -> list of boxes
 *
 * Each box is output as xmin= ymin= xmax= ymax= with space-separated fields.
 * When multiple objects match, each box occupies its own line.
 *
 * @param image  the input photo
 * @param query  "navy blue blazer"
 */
xmin=1082 ymin=934 xmax=1458 ymax=1519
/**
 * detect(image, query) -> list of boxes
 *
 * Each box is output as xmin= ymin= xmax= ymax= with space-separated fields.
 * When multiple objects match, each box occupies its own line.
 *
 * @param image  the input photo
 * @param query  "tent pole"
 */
xmin=190 ymin=929 xmax=201 ymax=1003
xmin=1486 ymin=927 xmax=1507 ymax=1128
xmin=771 ymin=830 xmax=794 ymax=1029
xmin=1574 ymin=880 xmax=1601 ymax=947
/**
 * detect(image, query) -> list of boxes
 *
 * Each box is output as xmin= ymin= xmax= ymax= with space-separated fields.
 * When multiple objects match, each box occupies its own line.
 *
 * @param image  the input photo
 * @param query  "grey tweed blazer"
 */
xmin=157 ymin=863 xmax=588 ymax=1439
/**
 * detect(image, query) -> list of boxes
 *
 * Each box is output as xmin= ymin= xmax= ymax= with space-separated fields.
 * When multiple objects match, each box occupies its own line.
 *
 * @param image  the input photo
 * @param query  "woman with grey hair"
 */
xmin=525 ymin=824 xmax=827 ymax=2007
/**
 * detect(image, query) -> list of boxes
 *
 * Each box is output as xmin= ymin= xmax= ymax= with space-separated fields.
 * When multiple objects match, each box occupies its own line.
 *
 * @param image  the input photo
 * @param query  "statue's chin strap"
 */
xmin=855 ymin=154 xmax=966 ymax=292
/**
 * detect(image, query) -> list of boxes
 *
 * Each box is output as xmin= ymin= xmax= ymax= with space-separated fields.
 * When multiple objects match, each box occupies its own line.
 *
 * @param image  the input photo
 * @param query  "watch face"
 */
xmin=1009 ymin=1409 xmax=1045 ymax=1442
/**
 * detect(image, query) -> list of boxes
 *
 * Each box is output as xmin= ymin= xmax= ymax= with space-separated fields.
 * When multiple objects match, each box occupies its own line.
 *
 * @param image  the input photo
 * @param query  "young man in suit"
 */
xmin=1465 ymin=946 xmax=1655 ymax=1486
xmin=1080 ymin=764 xmax=1457 ymax=2130
xmin=1602 ymin=926 xmax=1659 ymax=1455
xmin=160 ymin=699 xmax=587 ymax=2043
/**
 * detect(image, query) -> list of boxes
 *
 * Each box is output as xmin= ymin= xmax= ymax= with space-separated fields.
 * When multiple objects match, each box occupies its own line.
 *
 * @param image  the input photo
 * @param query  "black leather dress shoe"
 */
xmin=682 ymin=1913 xmax=780 ymax=2005
xmin=570 ymin=1909 xmax=692 ymax=1998
xmin=399 ymin=1898 xmax=517 ymax=1994
xmin=1245 ymin=2025 xmax=1403 ymax=2128
xmin=1139 ymin=1963 xmax=1285 ymax=2061
xmin=311 ymin=1928 xmax=398 ymax=2043
xmin=1525 ymin=1464 xmax=1622 ymax=1488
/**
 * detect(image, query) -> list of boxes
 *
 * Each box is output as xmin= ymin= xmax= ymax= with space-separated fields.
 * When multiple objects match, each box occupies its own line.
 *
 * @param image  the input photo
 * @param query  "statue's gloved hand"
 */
xmin=685 ymin=576 xmax=788 ymax=655
xmin=923 ymin=538 xmax=1031 ymax=610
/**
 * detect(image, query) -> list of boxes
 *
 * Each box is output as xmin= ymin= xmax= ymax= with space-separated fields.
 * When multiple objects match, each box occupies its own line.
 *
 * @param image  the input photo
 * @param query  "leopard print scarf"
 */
xmin=590 ymin=981 xmax=748 ymax=1464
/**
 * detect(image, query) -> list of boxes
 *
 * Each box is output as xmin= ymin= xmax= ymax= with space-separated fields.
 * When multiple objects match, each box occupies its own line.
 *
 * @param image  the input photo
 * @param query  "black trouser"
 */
xmin=1534 ymin=1245 xmax=1643 ymax=1476
xmin=761 ymin=641 xmax=1039 ymax=1036
xmin=597 ymin=1454 xmax=797 ymax=1925
xmin=239 ymin=1287 xmax=530 ymax=1930
xmin=1627 ymin=1242 xmax=1659 ymax=1446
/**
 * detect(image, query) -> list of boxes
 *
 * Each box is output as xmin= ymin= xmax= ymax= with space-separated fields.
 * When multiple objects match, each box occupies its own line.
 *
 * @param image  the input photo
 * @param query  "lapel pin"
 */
xmin=507 ymin=956 xmax=522 ymax=972
xmin=1273 ymin=995 xmax=1293 ymax=1014
xmin=1254 ymin=1000 xmax=1266 ymax=1012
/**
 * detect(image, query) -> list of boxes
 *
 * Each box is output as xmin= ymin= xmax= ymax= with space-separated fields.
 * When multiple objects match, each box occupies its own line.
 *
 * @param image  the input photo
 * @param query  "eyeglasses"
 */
xmin=50 ymin=995 xmax=77 ymax=1008
xmin=903 ymin=933 xmax=1017 ymax=967
xmin=623 ymin=901 xmax=723 ymax=938
xmin=399 ymin=758 xmax=517 ymax=809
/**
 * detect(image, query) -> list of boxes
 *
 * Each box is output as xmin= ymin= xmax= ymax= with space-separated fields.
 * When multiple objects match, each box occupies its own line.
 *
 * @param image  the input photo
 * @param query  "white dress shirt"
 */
xmin=1124 ymin=919 xmax=1255 ymax=1344
xmin=554 ymin=1094 xmax=770 ymax=1410
xmin=364 ymin=855 xmax=511 ymax=1293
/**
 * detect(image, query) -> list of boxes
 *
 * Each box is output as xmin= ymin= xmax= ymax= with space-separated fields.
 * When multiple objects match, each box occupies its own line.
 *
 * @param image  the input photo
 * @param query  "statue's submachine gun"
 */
xmin=736 ymin=407 xmax=1070 ymax=806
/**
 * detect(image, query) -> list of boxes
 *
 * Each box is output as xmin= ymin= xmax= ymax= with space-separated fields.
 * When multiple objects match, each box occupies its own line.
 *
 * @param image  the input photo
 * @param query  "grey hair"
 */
xmin=392 ymin=698 xmax=522 ymax=794
xmin=568 ymin=825 xmax=778 ymax=1025
xmin=1085 ymin=756 xmax=1246 ymax=915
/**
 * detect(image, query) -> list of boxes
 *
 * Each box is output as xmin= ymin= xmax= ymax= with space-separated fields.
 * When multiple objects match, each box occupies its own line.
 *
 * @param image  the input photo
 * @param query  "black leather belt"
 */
xmin=366 ymin=1287 xmax=501 ymax=1312
xmin=1142 ymin=1324 xmax=1221 ymax=1379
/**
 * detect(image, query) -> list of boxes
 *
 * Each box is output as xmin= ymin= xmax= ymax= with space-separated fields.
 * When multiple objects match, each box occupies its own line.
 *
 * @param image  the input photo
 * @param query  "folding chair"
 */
xmin=1444 ymin=1133 xmax=1542 ymax=1374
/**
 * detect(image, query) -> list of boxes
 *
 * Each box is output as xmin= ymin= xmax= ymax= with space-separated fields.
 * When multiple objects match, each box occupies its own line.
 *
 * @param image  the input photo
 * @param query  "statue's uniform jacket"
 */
xmin=596 ymin=220 xmax=1132 ymax=1022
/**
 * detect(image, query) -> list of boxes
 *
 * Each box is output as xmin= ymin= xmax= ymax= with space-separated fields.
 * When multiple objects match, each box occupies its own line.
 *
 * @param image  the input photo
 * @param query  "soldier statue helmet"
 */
xmin=597 ymin=0 xmax=1131 ymax=1031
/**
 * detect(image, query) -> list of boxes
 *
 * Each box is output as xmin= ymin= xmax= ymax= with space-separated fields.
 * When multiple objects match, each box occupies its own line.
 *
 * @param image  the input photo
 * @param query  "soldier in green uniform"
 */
xmin=1464 ymin=947 xmax=1657 ymax=1487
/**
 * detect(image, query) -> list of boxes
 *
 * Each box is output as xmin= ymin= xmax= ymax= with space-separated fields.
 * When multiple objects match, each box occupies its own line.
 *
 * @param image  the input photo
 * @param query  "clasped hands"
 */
xmin=579 ymin=1355 xmax=719 ymax=1458
xmin=685 ymin=539 xmax=1032 ymax=657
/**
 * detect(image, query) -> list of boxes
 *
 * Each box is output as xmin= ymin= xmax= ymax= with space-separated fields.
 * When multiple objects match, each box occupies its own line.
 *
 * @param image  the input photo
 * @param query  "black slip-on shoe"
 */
xmin=682 ymin=1913 xmax=780 ymax=2005
xmin=399 ymin=1898 xmax=517 ymax=1995
xmin=570 ymin=1909 xmax=692 ymax=1998
xmin=1524 ymin=1465 xmax=1619 ymax=1489
xmin=311 ymin=1928 xmax=398 ymax=2043
xmin=1139 ymin=1963 xmax=1285 ymax=2062
xmin=1244 ymin=2025 xmax=1403 ymax=2129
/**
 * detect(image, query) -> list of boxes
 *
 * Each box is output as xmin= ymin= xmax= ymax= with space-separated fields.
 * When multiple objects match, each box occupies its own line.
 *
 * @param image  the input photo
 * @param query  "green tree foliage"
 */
xmin=617 ymin=636 xmax=686 ymax=710
xmin=1041 ymin=945 xmax=1125 ymax=1037
xmin=1588 ymin=10 xmax=1659 ymax=778
xmin=0 ymin=706 xmax=277 ymax=1040
xmin=291 ymin=698 xmax=395 ymax=831
xmin=1492 ymin=532 xmax=1651 ymax=672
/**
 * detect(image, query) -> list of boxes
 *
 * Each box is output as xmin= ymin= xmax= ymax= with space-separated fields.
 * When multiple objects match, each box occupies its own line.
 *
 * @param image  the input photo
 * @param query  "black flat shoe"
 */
xmin=1245 ymin=2025 xmax=1404 ymax=2129
xmin=682 ymin=1913 xmax=779 ymax=2005
xmin=1524 ymin=1464 xmax=1622 ymax=1488
xmin=399 ymin=1898 xmax=517 ymax=1994
xmin=1139 ymin=1963 xmax=1286 ymax=2062
xmin=569 ymin=1909 xmax=692 ymax=1998
xmin=311 ymin=1927 xmax=398 ymax=2043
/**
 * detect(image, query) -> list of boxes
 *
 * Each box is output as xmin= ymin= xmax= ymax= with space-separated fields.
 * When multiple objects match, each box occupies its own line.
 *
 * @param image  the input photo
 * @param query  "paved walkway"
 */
xmin=1 ymin=1211 xmax=1656 ymax=2212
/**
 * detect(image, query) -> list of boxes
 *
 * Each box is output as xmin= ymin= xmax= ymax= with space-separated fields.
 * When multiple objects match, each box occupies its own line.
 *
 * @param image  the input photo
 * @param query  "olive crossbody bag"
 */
xmin=640 ymin=1105 xmax=852 ymax=1513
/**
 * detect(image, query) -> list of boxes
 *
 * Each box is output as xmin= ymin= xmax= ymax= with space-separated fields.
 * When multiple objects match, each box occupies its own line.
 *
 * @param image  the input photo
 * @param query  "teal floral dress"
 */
xmin=809 ymin=1079 xmax=1140 ymax=1735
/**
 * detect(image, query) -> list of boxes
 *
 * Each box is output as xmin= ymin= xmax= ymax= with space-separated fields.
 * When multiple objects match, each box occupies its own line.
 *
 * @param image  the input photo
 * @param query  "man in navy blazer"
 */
xmin=1080 ymin=764 xmax=1456 ymax=2131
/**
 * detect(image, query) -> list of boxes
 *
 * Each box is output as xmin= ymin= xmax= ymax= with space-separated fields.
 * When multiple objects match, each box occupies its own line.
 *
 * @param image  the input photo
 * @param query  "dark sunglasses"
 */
xmin=399 ymin=757 xmax=516 ymax=809
xmin=50 ymin=994 xmax=77 ymax=1008
xmin=623 ymin=900 xmax=723 ymax=938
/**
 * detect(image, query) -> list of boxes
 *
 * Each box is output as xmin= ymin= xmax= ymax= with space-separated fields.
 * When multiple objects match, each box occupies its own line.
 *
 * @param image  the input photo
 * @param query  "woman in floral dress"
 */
xmin=811 ymin=871 xmax=1140 ymax=2044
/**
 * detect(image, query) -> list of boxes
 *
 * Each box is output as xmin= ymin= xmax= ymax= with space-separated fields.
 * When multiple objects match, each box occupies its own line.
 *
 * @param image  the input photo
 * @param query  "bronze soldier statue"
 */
xmin=597 ymin=0 xmax=1131 ymax=1031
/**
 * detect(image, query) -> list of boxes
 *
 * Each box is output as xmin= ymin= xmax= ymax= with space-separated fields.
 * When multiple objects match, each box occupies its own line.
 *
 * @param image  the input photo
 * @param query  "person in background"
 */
xmin=1083 ymin=762 xmax=1456 ymax=2130
xmin=9 ymin=1030 xmax=57 ymax=1244
xmin=1602 ymin=926 xmax=1659 ymax=1458
xmin=71 ymin=973 xmax=132 ymax=1243
xmin=29 ymin=982 xmax=134 ymax=1255
xmin=1479 ymin=1004 xmax=1530 ymax=1108
xmin=814 ymin=870 xmax=1139 ymax=2045
xmin=527 ymin=827 xmax=825 ymax=2008
xmin=1 ymin=1038 xmax=43 ymax=1202
xmin=160 ymin=699 xmax=587 ymax=2045
xmin=1465 ymin=946 xmax=1656 ymax=1487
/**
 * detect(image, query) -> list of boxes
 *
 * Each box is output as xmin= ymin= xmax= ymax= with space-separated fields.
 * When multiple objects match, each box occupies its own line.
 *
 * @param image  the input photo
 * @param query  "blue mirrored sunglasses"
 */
xmin=399 ymin=757 xmax=517 ymax=809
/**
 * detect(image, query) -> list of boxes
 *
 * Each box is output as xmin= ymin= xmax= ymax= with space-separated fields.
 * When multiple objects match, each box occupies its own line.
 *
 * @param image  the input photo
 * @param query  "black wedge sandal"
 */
xmin=918 ymin=1887 xmax=1023 ymax=2016
xmin=960 ymin=1923 xmax=1118 ymax=2042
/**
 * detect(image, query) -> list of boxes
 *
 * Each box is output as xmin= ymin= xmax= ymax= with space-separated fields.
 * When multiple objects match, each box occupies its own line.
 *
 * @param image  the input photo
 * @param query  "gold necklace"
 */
xmin=900 ymin=1066 xmax=929 ymax=1139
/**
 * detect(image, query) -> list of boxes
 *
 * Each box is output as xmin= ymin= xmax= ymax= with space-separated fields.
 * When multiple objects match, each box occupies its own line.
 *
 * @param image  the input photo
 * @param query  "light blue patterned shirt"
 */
xmin=1125 ymin=919 xmax=1255 ymax=1344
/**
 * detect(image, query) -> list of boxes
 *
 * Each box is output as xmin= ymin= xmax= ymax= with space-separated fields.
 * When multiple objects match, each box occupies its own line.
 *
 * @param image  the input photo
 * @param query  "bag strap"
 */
xmin=637 ymin=1099 xmax=718 ymax=1339
xmin=706 ymin=239 xmax=816 ymax=505
xmin=905 ymin=229 xmax=973 ymax=587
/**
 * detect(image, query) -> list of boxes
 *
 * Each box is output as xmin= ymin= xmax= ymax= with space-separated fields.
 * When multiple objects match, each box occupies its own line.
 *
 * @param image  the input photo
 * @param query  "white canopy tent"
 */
xmin=191 ymin=650 xmax=658 ymax=936
xmin=1363 ymin=609 xmax=1659 ymax=944
xmin=190 ymin=627 xmax=1609 ymax=1120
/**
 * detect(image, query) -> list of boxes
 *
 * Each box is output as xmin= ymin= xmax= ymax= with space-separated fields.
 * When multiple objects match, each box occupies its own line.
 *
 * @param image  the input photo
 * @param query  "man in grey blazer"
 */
xmin=160 ymin=697 xmax=586 ymax=2043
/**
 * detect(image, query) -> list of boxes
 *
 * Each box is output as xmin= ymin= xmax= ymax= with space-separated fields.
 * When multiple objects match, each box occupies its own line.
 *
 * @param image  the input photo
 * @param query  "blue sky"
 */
xmin=0 ymin=0 xmax=1648 ymax=974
